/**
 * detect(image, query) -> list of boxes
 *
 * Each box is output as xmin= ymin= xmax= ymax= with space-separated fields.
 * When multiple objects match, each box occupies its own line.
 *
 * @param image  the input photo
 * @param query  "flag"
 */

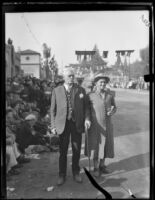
xmin=121 ymin=51 xmax=126 ymax=56
xmin=103 ymin=51 xmax=108 ymax=58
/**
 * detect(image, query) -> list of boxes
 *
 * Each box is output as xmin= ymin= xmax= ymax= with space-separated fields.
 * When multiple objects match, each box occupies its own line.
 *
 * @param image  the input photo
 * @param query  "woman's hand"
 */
xmin=107 ymin=106 xmax=115 ymax=116
xmin=107 ymin=111 xmax=113 ymax=116
xmin=85 ymin=119 xmax=91 ymax=130
xmin=51 ymin=128 xmax=57 ymax=135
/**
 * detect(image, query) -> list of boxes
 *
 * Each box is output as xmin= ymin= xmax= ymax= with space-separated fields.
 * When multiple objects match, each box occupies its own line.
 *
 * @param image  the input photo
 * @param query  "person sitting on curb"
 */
xmin=6 ymin=108 xmax=30 ymax=177
xmin=15 ymin=114 xmax=42 ymax=154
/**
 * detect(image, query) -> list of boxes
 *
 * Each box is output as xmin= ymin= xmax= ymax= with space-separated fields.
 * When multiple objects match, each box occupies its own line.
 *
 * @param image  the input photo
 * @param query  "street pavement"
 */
xmin=6 ymin=88 xmax=150 ymax=199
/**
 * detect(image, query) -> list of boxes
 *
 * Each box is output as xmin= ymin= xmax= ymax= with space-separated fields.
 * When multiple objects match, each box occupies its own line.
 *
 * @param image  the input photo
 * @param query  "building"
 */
xmin=75 ymin=50 xmax=96 ymax=62
xmin=74 ymin=49 xmax=107 ymax=75
xmin=20 ymin=49 xmax=41 ymax=78
xmin=5 ymin=42 xmax=21 ymax=79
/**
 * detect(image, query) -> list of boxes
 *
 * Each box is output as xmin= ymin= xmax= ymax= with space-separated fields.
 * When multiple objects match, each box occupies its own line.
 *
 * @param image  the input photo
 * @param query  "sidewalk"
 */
xmin=6 ymin=131 xmax=150 ymax=199
xmin=6 ymin=89 xmax=150 ymax=199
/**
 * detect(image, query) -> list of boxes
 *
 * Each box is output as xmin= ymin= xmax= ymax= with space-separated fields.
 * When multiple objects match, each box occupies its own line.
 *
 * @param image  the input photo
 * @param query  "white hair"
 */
xmin=63 ymin=67 xmax=75 ymax=77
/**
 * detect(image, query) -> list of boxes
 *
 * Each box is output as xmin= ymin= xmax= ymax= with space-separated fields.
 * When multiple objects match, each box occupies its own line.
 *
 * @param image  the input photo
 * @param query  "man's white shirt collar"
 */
xmin=64 ymin=83 xmax=73 ymax=91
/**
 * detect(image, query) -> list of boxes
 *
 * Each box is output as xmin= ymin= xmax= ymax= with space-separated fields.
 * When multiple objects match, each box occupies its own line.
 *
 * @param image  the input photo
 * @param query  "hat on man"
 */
xmin=41 ymin=79 xmax=47 ymax=85
xmin=93 ymin=73 xmax=110 ymax=84
xmin=25 ymin=114 xmax=36 ymax=121
xmin=6 ymin=107 xmax=13 ymax=114
xmin=63 ymin=67 xmax=75 ymax=77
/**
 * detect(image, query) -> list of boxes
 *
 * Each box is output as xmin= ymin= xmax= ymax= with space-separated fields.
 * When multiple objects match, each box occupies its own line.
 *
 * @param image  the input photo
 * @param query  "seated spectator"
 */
xmin=20 ymin=79 xmax=35 ymax=103
xmin=15 ymin=114 xmax=45 ymax=154
xmin=47 ymin=81 xmax=55 ymax=91
xmin=20 ymin=83 xmax=29 ymax=102
xmin=6 ymin=108 xmax=30 ymax=176
xmin=8 ymin=100 xmax=23 ymax=132
xmin=6 ymin=90 xmax=17 ymax=107
xmin=6 ymin=134 xmax=26 ymax=176
xmin=37 ymin=90 xmax=50 ymax=118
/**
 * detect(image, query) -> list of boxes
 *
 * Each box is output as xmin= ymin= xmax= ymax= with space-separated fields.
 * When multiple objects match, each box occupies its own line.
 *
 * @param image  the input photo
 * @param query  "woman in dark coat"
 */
xmin=85 ymin=73 xmax=117 ymax=177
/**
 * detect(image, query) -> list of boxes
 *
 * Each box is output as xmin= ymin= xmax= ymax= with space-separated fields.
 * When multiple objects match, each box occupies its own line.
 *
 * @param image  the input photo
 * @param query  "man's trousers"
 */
xmin=59 ymin=119 xmax=82 ymax=177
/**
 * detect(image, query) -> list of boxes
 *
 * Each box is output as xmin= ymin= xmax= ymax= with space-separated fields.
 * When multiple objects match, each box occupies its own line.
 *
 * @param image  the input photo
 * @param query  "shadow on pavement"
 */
xmin=108 ymin=152 xmax=149 ymax=173
xmin=109 ymin=191 xmax=125 ymax=198
xmin=96 ymin=191 xmax=125 ymax=199
xmin=102 ymin=177 xmax=127 ymax=188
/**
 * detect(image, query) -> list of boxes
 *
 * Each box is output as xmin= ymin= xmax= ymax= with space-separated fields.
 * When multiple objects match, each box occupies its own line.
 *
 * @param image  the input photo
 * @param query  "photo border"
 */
xmin=1 ymin=1 xmax=154 ymax=199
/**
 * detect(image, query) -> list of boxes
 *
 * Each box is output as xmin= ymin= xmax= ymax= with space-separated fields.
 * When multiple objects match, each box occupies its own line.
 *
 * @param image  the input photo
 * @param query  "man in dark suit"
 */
xmin=51 ymin=68 xmax=91 ymax=185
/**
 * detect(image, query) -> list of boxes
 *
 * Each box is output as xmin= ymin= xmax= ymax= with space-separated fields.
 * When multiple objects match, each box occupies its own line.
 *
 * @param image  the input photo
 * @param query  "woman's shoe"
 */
xmin=17 ymin=155 xmax=30 ymax=164
xmin=99 ymin=166 xmax=111 ymax=174
xmin=12 ymin=163 xmax=23 ymax=169
xmin=7 ymin=168 xmax=20 ymax=176
xmin=57 ymin=176 xmax=66 ymax=186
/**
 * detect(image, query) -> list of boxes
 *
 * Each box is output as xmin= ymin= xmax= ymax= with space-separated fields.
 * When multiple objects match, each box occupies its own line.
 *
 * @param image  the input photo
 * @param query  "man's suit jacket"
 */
xmin=51 ymin=83 xmax=90 ymax=135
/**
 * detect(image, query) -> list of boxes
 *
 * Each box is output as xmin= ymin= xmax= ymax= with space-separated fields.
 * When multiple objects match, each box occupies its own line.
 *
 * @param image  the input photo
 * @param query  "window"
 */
xmin=26 ymin=56 xmax=30 ymax=60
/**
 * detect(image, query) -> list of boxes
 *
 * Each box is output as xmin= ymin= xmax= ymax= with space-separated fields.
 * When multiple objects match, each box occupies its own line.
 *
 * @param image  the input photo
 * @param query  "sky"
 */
xmin=5 ymin=11 xmax=149 ymax=71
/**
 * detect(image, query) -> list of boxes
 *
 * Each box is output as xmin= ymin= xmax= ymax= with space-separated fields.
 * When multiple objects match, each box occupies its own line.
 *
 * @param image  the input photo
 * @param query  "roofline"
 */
xmin=21 ymin=63 xmax=41 ymax=65
xmin=20 ymin=52 xmax=41 ymax=55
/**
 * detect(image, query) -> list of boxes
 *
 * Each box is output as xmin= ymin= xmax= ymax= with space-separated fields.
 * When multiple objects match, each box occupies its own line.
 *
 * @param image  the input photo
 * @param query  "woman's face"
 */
xmin=14 ymin=103 xmax=20 ymax=111
xmin=96 ymin=78 xmax=107 ymax=91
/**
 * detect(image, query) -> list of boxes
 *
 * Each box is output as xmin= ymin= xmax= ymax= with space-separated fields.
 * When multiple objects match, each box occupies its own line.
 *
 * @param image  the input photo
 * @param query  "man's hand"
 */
xmin=51 ymin=128 xmax=57 ymax=135
xmin=31 ymin=130 xmax=36 ymax=136
xmin=85 ymin=119 xmax=91 ymax=130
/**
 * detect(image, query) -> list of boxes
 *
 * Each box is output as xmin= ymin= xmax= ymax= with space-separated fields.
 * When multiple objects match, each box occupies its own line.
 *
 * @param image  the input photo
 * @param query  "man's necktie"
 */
xmin=66 ymin=87 xmax=72 ymax=120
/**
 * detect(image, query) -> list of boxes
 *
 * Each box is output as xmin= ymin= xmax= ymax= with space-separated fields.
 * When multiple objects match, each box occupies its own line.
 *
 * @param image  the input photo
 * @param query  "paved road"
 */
xmin=6 ymin=89 xmax=150 ymax=199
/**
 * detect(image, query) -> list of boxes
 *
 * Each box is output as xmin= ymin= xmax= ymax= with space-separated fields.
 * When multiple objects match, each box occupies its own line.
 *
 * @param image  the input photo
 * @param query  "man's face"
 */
xmin=6 ymin=111 xmax=13 ymax=123
xmin=27 ymin=80 xmax=33 ymax=86
xmin=64 ymin=72 xmax=75 ymax=85
xmin=15 ymin=103 xmax=20 ymax=111
xmin=28 ymin=119 xmax=36 ymax=127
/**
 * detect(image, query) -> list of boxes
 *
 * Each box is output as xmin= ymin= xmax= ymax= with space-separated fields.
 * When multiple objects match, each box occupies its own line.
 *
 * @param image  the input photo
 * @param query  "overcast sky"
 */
xmin=5 ymin=11 xmax=149 ymax=70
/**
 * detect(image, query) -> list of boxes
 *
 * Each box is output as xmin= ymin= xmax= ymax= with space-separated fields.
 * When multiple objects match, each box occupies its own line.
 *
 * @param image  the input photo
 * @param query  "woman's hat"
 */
xmin=93 ymin=73 xmax=110 ymax=83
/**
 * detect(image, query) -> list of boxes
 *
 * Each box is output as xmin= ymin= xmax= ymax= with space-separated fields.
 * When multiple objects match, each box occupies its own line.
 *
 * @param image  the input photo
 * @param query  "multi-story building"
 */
xmin=5 ymin=43 xmax=21 ymax=79
xmin=20 ymin=49 xmax=42 ymax=78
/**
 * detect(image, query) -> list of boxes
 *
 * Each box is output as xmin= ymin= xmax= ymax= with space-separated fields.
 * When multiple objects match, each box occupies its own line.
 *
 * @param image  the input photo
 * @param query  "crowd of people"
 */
xmin=5 ymin=70 xmax=117 ymax=186
xmin=5 ymin=69 xmax=148 ymax=186
xmin=109 ymin=77 xmax=149 ymax=90
xmin=5 ymin=75 xmax=61 ymax=179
